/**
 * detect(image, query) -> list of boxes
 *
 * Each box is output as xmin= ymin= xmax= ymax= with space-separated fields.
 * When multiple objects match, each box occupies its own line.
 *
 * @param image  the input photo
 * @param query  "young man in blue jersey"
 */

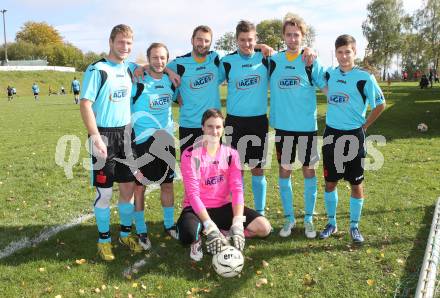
xmin=320 ymin=34 xmax=385 ymax=244
xmin=269 ymin=14 xmax=326 ymax=238
xmin=131 ymin=43 xmax=178 ymax=250
xmin=71 ymin=77 xmax=81 ymax=104
xmin=32 ymin=83 xmax=39 ymax=101
xmin=220 ymin=20 xmax=270 ymax=216
xmin=80 ymin=24 xmax=143 ymax=261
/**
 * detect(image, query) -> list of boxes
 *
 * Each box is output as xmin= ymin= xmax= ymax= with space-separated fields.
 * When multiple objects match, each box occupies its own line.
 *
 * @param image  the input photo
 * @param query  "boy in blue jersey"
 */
xmin=131 ymin=43 xmax=178 ymax=250
xmin=80 ymin=24 xmax=143 ymax=261
xmin=71 ymin=77 xmax=81 ymax=104
xmin=32 ymin=83 xmax=39 ymax=101
xmin=319 ymin=35 xmax=386 ymax=244
xmin=220 ymin=20 xmax=270 ymax=216
xmin=269 ymin=14 xmax=326 ymax=238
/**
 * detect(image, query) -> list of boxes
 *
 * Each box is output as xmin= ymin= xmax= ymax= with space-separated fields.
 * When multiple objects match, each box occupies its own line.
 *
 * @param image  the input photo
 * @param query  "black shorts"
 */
xmin=322 ymin=125 xmax=366 ymax=185
xmin=179 ymin=126 xmax=203 ymax=155
xmin=275 ymin=129 xmax=319 ymax=167
xmin=33 ymin=93 xmax=39 ymax=96
xmin=225 ymin=114 xmax=269 ymax=168
xmin=134 ymin=130 xmax=176 ymax=185
xmin=176 ymin=203 xmax=262 ymax=245
xmin=73 ymin=90 xmax=80 ymax=95
xmin=91 ymin=126 xmax=136 ymax=188
xmin=7 ymin=91 xmax=13 ymax=96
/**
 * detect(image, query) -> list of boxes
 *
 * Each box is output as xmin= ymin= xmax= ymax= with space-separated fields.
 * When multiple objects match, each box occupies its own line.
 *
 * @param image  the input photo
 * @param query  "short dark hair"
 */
xmin=201 ymin=108 xmax=224 ymax=126
xmin=335 ymin=34 xmax=356 ymax=49
xmin=146 ymin=42 xmax=169 ymax=60
xmin=109 ymin=24 xmax=133 ymax=42
xmin=192 ymin=25 xmax=213 ymax=39
xmin=235 ymin=20 xmax=256 ymax=38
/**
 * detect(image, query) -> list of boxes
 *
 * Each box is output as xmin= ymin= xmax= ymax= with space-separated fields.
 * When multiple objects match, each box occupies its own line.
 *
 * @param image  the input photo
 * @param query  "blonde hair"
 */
xmin=283 ymin=13 xmax=307 ymax=36
xmin=109 ymin=24 xmax=133 ymax=41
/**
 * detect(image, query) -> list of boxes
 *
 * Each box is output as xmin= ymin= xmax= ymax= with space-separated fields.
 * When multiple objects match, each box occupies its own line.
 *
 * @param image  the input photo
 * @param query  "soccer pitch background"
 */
xmin=0 ymin=73 xmax=439 ymax=297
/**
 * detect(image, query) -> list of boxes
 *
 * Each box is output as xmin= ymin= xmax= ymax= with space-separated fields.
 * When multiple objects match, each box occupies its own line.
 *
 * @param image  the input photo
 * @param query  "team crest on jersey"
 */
xmin=149 ymin=94 xmax=171 ymax=110
xmin=278 ymin=76 xmax=301 ymax=89
xmin=328 ymin=92 xmax=349 ymax=104
xmin=190 ymin=72 xmax=214 ymax=89
xmin=236 ymin=75 xmax=260 ymax=90
xmin=109 ymin=86 xmax=129 ymax=102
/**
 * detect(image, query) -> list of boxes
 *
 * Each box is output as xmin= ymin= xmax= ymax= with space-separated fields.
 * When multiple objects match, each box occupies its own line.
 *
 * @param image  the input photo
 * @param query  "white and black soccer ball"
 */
xmin=417 ymin=123 xmax=428 ymax=132
xmin=212 ymin=246 xmax=244 ymax=278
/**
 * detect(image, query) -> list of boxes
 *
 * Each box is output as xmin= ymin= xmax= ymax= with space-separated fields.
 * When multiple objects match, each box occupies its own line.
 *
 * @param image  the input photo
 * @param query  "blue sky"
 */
xmin=1 ymin=0 xmax=422 ymax=67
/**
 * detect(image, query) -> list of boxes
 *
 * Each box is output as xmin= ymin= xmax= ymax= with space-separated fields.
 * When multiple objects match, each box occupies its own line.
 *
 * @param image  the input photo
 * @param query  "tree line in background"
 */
xmin=0 ymin=21 xmax=105 ymax=71
xmin=363 ymin=0 xmax=439 ymax=80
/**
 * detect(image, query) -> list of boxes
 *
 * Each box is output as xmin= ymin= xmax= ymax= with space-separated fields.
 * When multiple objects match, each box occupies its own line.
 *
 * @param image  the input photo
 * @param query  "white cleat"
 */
xmin=304 ymin=222 xmax=317 ymax=239
xmin=279 ymin=221 xmax=296 ymax=237
xmin=190 ymin=239 xmax=203 ymax=262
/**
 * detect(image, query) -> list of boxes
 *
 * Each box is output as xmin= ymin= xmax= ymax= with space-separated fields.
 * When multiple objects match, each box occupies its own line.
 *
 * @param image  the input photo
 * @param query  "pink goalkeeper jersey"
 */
xmin=181 ymin=143 xmax=244 ymax=214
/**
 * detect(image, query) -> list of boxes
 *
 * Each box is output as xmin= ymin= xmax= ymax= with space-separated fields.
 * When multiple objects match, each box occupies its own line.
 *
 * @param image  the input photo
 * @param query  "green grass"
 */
xmin=0 ymin=75 xmax=439 ymax=297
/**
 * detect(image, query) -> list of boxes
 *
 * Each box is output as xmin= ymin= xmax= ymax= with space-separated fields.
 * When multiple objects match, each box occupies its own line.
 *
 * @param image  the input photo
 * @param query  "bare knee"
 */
xmin=246 ymin=217 xmax=272 ymax=238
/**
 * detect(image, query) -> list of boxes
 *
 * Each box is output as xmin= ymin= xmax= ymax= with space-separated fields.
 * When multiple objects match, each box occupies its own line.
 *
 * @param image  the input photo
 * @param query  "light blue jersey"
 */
xmin=32 ymin=84 xmax=39 ymax=93
xmin=269 ymin=51 xmax=326 ymax=132
xmin=325 ymin=66 xmax=385 ymax=130
xmin=220 ymin=50 xmax=269 ymax=117
xmin=131 ymin=73 xmax=176 ymax=144
xmin=167 ymin=51 xmax=223 ymax=128
xmin=80 ymin=58 xmax=133 ymax=128
xmin=71 ymin=79 xmax=80 ymax=92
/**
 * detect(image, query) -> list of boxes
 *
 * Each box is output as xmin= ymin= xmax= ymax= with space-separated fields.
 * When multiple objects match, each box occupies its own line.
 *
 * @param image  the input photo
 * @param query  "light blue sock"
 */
xmin=350 ymin=197 xmax=364 ymax=228
xmin=163 ymin=206 xmax=175 ymax=229
xmin=94 ymin=207 xmax=111 ymax=243
xmin=134 ymin=210 xmax=147 ymax=234
xmin=304 ymin=177 xmax=317 ymax=223
xmin=324 ymin=189 xmax=338 ymax=226
xmin=279 ymin=177 xmax=294 ymax=223
xmin=118 ymin=202 xmax=134 ymax=237
xmin=252 ymin=175 xmax=267 ymax=215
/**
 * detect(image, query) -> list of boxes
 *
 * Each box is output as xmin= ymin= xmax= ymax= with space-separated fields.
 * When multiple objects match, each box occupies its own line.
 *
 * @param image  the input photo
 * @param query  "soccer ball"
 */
xmin=417 ymin=123 xmax=428 ymax=132
xmin=212 ymin=246 xmax=244 ymax=278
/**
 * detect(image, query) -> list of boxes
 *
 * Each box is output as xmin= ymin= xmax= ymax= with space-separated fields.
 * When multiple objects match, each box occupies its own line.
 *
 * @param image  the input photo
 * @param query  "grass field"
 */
xmin=0 ymin=72 xmax=439 ymax=297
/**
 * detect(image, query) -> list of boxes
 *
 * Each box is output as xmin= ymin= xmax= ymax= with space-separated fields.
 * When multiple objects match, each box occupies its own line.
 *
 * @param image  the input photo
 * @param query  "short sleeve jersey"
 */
xmin=80 ymin=58 xmax=133 ymax=128
xmin=325 ymin=66 xmax=385 ymax=130
xmin=131 ymin=73 xmax=177 ymax=144
xmin=71 ymin=80 xmax=80 ymax=92
xmin=167 ymin=51 xmax=223 ymax=128
xmin=220 ymin=50 xmax=269 ymax=117
xmin=269 ymin=51 xmax=326 ymax=132
xmin=32 ymin=84 xmax=39 ymax=93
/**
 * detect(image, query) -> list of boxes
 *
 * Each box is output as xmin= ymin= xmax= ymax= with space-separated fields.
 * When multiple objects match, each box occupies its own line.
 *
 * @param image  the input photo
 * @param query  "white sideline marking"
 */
xmin=0 ymin=181 xmax=172 ymax=260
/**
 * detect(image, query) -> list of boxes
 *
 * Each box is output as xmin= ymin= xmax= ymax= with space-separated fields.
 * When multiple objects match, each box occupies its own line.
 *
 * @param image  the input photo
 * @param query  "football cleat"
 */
xmin=137 ymin=233 xmax=152 ymax=251
xmin=164 ymin=225 xmax=179 ymax=240
xmin=279 ymin=221 xmax=296 ymax=237
xmin=119 ymin=234 xmax=143 ymax=253
xmin=190 ymin=239 xmax=203 ymax=262
xmin=319 ymin=223 xmax=338 ymax=239
xmin=350 ymin=227 xmax=365 ymax=244
xmin=97 ymin=242 xmax=115 ymax=261
xmin=304 ymin=221 xmax=317 ymax=239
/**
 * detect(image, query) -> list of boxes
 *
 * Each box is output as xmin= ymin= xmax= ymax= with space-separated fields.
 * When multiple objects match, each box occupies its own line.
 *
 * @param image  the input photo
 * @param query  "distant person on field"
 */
xmin=32 ymin=83 xmax=39 ymax=101
xmin=12 ymin=87 xmax=16 ymax=95
xmin=61 ymin=85 xmax=66 ymax=95
xmin=429 ymin=69 xmax=434 ymax=88
xmin=420 ymin=74 xmax=429 ymax=89
xmin=71 ymin=77 xmax=81 ymax=104
xmin=7 ymin=85 xmax=13 ymax=101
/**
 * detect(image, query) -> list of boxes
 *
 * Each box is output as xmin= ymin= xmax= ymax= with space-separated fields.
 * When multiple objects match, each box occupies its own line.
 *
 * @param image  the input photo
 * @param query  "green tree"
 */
xmin=16 ymin=21 xmax=63 ymax=46
xmin=214 ymin=32 xmax=236 ymax=52
xmin=304 ymin=25 xmax=316 ymax=48
xmin=362 ymin=0 xmax=404 ymax=80
xmin=415 ymin=0 xmax=440 ymax=70
xmin=256 ymin=19 xmax=284 ymax=51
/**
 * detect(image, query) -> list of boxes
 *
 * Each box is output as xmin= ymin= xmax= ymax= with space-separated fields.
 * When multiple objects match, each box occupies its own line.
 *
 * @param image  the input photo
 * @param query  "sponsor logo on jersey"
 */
xmin=154 ymin=85 xmax=165 ymax=89
xmin=116 ymin=74 xmax=125 ymax=78
xmin=196 ymin=66 xmax=206 ymax=71
xmin=236 ymin=75 xmax=260 ymax=90
xmin=149 ymin=93 xmax=172 ymax=110
xmin=285 ymin=66 xmax=296 ymax=70
xmin=328 ymin=92 xmax=349 ymax=104
xmin=242 ymin=63 xmax=253 ymax=68
xmin=190 ymin=72 xmax=214 ymax=89
xmin=337 ymin=79 xmax=347 ymax=84
xmin=278 ymin=76 xmax=301 ymax=89
xmin=205 ymin=174 xmax=224 ymax=186
xmin=109 ymin=87 xmax=129 ymax=102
